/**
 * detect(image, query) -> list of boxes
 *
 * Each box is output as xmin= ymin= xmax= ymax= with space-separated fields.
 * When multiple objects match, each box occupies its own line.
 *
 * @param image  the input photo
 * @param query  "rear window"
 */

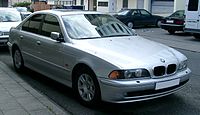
xmin=188 ymin=0 xmax=199 ymax=11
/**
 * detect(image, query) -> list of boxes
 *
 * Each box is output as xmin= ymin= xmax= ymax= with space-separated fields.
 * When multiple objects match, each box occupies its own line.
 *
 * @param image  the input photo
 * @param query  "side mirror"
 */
xmin=50 ymin=32 xmax=64 ymax=42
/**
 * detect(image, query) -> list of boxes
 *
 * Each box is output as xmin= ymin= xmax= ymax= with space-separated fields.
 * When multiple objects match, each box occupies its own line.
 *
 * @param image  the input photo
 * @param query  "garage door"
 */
xmin=152 ymin=1 xmax=174 ymax=15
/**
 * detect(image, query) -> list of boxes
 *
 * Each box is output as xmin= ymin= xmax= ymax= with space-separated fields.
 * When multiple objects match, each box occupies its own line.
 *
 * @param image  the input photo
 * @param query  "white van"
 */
xmin=184 ymin=0 xmax=200 ymax=38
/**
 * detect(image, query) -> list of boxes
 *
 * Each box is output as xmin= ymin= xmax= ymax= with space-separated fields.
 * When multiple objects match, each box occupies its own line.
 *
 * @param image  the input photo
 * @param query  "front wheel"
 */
xmin=193 ymin=33 xmax=200 ymax=39
xmin=13 ymin=48 xmax=24 ymax=72
xmin=74 ymin=67 xmax=101 ymax=106
xmin=156 ymin=20 xmax=162 ymax=27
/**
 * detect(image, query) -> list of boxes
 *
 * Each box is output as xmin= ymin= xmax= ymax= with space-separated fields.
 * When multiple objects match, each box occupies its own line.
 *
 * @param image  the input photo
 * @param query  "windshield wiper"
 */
xmin=105 ymin=34 xmax=132 ymax=37
xmin=76 ymin=37 xmax=101 ymax=40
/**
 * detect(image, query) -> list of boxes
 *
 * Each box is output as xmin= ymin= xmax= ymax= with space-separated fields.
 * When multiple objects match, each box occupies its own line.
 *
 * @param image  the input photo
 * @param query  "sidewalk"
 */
xmin=0 ymin=61 xmax=71 ymax=115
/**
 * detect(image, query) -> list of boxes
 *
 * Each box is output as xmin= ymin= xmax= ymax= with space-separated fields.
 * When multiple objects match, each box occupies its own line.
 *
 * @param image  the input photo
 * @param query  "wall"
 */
xmin=97 ymin=0 xmax=109 ymax=12
xmin=128 ymin=0 xmax=137 ymax=9
xmin=174 ymin=0 xmax=185 ymax=11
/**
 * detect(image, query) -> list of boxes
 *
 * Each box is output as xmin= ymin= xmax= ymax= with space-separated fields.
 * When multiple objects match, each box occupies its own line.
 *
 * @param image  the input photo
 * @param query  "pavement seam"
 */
xmin=0 ymin=61 xmax=70 ymax=115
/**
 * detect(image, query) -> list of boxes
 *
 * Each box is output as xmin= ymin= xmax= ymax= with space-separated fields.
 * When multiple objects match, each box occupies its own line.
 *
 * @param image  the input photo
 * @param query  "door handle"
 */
xmin=36 ymin=41 xmax=41 ymax=45
xmin=20 ymin=36 xmax=23 ymax=39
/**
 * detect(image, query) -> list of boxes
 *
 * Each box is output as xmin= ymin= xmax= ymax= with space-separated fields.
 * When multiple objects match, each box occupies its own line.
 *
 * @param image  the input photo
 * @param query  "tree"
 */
xmin=13 ymin=1 xmax=31 ymax=7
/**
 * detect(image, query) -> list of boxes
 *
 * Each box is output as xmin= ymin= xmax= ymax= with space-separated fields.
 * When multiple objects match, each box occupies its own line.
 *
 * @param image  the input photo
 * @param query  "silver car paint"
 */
xmin=8 ymin=10 xmax=191 ymax=103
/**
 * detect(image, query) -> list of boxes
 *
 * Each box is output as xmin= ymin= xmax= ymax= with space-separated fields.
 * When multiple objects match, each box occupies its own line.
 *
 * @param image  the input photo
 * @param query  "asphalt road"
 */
xmin=0 ymin=28 xmax=200 ymax=115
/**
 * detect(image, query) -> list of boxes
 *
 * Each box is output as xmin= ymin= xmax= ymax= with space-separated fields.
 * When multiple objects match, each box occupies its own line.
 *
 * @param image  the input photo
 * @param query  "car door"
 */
xmin=19 ymin=14 xmax=44 ymax=67
xmin=139 ymin=9 xmax=154 ymax=26
xmin=34 ymin=14 xmax=68 ymax=83
xmin=130 ymin=10 xmax=141 ymax=27
xmin=185 ymin=0 xmax=199 ymax=30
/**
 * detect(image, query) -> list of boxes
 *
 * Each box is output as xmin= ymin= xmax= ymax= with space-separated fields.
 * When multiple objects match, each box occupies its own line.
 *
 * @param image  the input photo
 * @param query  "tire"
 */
xmin=13 ymin=48 xmax=24 ymax=72
xmin=193 ymin=33 xmax=200 ymax=39
xmin=168 ymin=30 xmax=175 ymax=34
xmin=73 ymin=67 xmax=101 ymax=106
xmin=127 ymin=22 xmax=134 ymax=29
xmin=156 ymin=20 xmax=162 ymax=27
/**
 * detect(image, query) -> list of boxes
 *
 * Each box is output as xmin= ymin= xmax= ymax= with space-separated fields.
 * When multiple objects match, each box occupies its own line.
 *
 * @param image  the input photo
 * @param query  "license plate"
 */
xmin=166 ymin=20 xmax=174 ymax=23
xmin=155 ymin=79 xmax=180 ymax=90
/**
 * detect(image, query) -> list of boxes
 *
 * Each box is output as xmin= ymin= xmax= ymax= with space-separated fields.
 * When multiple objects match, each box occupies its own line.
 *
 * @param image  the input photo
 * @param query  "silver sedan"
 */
xmin=7 ymin=10 xmax=191 ymax=106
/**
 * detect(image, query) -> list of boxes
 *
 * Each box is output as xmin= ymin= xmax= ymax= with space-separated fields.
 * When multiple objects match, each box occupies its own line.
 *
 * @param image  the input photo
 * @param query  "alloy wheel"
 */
xmin=77 ymin=73 xmax=95 ymax=102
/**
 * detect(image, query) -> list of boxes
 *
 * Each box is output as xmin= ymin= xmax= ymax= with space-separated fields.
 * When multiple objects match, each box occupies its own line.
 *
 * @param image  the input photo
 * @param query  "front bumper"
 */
xmin=0 ymin=35 xmax=9 ymax=46
xmin=98 ymin=68 xmax=191 ymax=103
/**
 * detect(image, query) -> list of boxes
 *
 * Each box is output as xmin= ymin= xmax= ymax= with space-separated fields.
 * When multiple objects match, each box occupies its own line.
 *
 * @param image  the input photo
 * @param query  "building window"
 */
xmin=98 ymin=2 xmax=108 ymax=7
xmin=188 ymin=0 xmax=199 ymax=11
xmin=81 ymin=0 xmax=84 ymax=5
xmin=123 ymin=0 xmax=128 ymax=8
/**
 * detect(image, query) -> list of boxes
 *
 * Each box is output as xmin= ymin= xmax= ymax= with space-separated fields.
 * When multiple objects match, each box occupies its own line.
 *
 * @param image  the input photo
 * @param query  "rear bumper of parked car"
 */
xmin=160 ymin=24 xmax=184 ymax=31
xmin=98 ymin=68 xmax=190 ymax=103
xmin=0 ymin=35 xmax=9 ymax=46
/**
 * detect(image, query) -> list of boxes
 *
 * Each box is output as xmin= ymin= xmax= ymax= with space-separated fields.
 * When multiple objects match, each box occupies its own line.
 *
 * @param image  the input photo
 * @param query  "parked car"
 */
xmin=20 ymin=11 xmax=32 ymax=20
xmin=160 ymin=10 xmax=185 ymax=34
xmin=0 ymin=8 xmax=21 ymax=46
xmin=8 ymin=10 xmax=191 ymax=105
xmin=15 ymin=7 xmax=32 ymax=20
xmin=114 ymin=9 xmax=163 ymax=28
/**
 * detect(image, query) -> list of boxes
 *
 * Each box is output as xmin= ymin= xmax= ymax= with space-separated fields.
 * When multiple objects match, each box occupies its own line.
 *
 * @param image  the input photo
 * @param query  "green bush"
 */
xmin=13 ymin=1 xmax=31 ymax=7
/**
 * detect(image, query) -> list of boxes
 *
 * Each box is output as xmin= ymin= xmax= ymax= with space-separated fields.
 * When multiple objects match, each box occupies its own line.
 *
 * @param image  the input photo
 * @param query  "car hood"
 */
xmin=72 ymin=36 xmax=185 ymax=69
xmin=0 ymin=22 xmax=20 ymax=32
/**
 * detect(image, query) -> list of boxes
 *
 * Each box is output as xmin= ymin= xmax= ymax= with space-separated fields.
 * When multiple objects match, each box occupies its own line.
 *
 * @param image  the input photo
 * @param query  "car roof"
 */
xmin=0 ymin=7 xmax=18 ymax=11
xmin=34 ymin=9 xmax=104 ymax=16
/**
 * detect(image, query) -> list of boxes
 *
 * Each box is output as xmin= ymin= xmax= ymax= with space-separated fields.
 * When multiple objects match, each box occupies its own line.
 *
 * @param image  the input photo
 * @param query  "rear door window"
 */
xmin=22 ymin=14 xmax=44 ymax=34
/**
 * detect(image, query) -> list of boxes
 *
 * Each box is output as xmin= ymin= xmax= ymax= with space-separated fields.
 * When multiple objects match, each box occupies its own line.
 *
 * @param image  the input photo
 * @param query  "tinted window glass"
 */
xmin=22 ymin=19 xmax=30 ymax=31
xmin=140 ymin=10 xmax=151 ymax=16
xmin=170 ymin=10 xmax=185 ymax=18
xmin=41 ymin=15 xmax=62 ymax=37
xmin=28 ymin=14 xmax=44 ymax=34
xmin=132 ymin=10 xmax=140 ymax=16
xmin=188 ymin=0 xmax=199 ymax=11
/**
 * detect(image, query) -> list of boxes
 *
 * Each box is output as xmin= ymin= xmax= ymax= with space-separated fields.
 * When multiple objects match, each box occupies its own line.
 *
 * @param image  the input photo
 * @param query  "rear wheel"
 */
xmin=193 ymin=33 xmax=200 ymax=39
xmin=156 ymin=20 xmax=162 ymax=27
xmin=13 ymin=48 xmax=24 ymax=72
xmin=73 ymin=67 xmax=101 ymax=106
xmin=168 ymin=30 xmax=175 ymax=34
xmin=127 ymin=22 xmax=134 ymax=29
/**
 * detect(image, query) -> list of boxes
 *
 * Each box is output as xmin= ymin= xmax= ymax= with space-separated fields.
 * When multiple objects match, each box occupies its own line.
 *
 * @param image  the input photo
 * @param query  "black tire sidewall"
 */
xmin=127 ymin=22 xmax=134 ymax=29
xmin=73 ymin=67 xmax=101 ymax=106
xmin=13 ymin=48 xmax=24 ymax=72
xmin=168 ymin=30 xmax=175 ymax=34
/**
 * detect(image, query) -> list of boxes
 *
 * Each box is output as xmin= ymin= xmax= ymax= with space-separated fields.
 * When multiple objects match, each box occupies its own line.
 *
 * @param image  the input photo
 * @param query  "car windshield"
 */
xmin=169 ymin=10 xmax=185 ymax=18
xmin=0 ymin=10 xmax=21 ymax=22
xmin=62 ymin=14 xmax=135 ymax=39
xmin=117 ymin=10 xmax=130 ymax=15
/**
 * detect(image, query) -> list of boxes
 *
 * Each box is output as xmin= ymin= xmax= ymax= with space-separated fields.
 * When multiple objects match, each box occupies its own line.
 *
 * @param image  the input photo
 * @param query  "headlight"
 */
xmin=178 ymin=60 xmax=187 ymax=70
xmin=108 ymin=69 xmax=150 ymax=80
